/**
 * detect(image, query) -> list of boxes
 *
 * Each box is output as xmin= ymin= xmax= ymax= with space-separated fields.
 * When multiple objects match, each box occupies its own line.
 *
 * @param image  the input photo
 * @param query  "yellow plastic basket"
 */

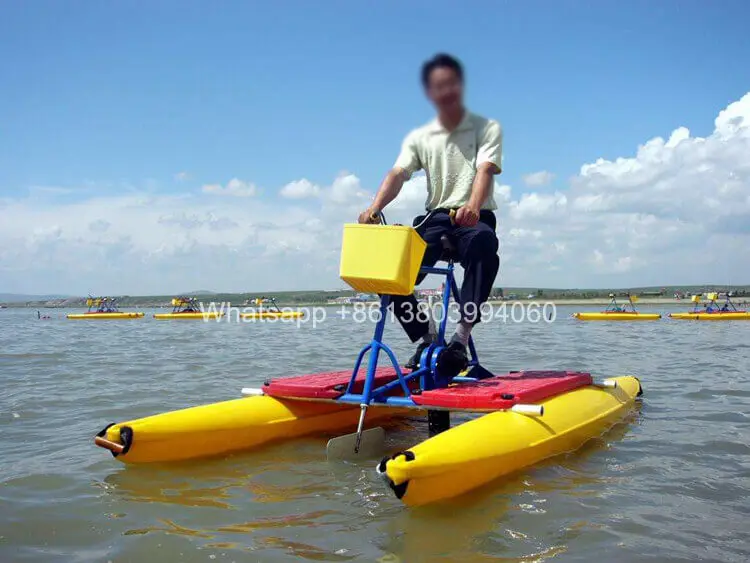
xmin=340 ymin=224 xmax=427 ymax=295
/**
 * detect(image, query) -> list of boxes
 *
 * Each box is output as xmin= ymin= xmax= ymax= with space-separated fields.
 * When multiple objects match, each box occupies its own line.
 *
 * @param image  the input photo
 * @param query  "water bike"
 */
xmin=153 ymin=296 xmax=223 ymax=320
xmin=67 ymin=296 xmax=144 ymax=320
xmin=668 ymin=292 xmax=750 ymax=320
xmin=239 ymin=296 xmax=303 ymax=320
xmin=94 ymin=215 xmax=642 ymax=506
xmin=573 ymin=293 xmax=660 ymax=321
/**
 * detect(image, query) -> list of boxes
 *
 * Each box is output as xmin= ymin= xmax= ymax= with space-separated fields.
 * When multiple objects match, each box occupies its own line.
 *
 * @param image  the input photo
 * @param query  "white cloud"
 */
xmin=174 ymin=172 xmax=191 ymax=182
xmin=326 ymin=172 xmax=369 ymax=204
xmin=508 ymin=192 xmax=568 ymax=220
xmin=388 ymin=174 xmax=429 ymax=212
xmin=522 ymin=170 xmax=555 ymax=187
xmin=27 ymin=186 xmax=76 ymax=196
xmin=495 ymin=184 xmax=513 ymax=204
xmin=508 ymin=228 xmax=542 ymax=240
xmin=498 ymin=92 xmax=750 ymax=287
xmin=1 ymin=92 xmax=749 ymax=294
xmin=202 ymin=178 xmax=257 ymax=197
xmin=280 ymin=178 xmax=320 ymax=199
xmin=88 ymin=219 xmax=111 ymax=233
xmin=279 ymin=173 xmax=374 ymax=205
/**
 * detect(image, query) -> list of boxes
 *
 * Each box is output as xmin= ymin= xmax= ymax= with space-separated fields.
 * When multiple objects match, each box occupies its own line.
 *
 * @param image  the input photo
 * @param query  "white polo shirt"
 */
xmin=394 ymin=111 xmax=503 ymax=211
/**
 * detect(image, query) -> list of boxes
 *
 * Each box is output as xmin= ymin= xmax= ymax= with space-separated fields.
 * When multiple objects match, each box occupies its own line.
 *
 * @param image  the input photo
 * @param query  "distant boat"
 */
xmin=67 ymin=296 xmax=145 ymax=320
xmin=668 ymin=292 xmax=750 ymax=320
xmin=240 ymin=297 xmax=303 ymax=320
xmin=153 ymin=296 xmax=223 ymax=320
xmin=573 ymin=293 xmax=661 ymax=321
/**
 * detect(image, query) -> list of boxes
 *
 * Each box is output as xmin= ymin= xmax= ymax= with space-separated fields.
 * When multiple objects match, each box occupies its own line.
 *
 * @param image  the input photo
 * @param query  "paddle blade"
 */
xmin=326 ymin=427 xmax=386 ymax=460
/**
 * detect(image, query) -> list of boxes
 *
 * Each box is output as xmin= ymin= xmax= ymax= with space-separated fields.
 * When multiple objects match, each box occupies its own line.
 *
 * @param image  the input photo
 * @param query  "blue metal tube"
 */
xmin=383 ymin=396 xmax=419 ymax=407
xmin=357 ymin=296 xmax=391 ymax=406
xmin=421 ymin=266 xmax=451 ymax=275
xmin=438 ymin=266 xmax=453 ymax=343
xmin=359 ymin=340 xmax=380 ymax=405
xmin=336 ymin=394 xmax=420 ymax=409
xmin=371 ymin=367 xmax=425 ymax=399
xmin=345 ymin=342 xmax=372 ymax=394
xmin=379 ymin=343 xmax=413 ymax=396
xmin=468 ymin=337 xmax=478 ymax=365
xmin=337 ymin=393 xmax=365 ymax=404
xmin=372 ymin=295 xmax=390 ymax=342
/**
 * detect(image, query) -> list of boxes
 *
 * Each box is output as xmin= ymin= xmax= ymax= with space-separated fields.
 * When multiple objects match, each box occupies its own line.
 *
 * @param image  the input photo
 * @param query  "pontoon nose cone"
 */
xmin=376 ymin=451 xmax=414 ymax=500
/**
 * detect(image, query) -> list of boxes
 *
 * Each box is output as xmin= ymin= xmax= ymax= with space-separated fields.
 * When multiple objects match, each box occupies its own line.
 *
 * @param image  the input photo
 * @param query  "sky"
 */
xmin=1 ymin=1 xmax=749 ymax=295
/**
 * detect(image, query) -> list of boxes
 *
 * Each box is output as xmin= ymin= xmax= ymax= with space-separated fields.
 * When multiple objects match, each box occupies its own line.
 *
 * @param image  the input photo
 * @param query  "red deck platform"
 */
xmin=412 ymin=370 xmax=592 ymax=410
xmin=263 ymin=368 xmax=593 ymax=410
xmin=263 ymin=367 xmax=401 ymax=400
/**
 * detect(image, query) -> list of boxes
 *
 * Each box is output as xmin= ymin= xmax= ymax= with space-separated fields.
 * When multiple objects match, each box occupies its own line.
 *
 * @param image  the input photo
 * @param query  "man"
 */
xmin=357 ymin=53 xmax=502 ymax=374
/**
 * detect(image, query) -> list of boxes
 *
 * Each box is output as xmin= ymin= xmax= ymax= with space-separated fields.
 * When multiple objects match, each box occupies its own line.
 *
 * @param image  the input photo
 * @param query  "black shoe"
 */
xmin=435 ymin=341 xmax=469 ymax=381
xmin=405 ymin=341 xmax=430 ymax=370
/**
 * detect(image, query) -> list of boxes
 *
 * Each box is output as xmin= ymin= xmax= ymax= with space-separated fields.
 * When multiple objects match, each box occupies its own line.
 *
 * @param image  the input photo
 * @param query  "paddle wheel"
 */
xmin=169 ymin=296 xmax=200 ymax=314
xmin=251 ymin=296 xmax=283 ymax=313
xmin=604 ymin=293 xmax=639 ymax=313
xmin=86 ymin=296 xmax=120 ymax=313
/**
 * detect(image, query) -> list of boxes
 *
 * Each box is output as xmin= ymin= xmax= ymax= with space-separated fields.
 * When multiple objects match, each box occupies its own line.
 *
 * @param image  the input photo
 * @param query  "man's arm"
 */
xmin=359 ymin=169 xmax=408 ymax=223
xmin=455 ymin=120 xmax=503 ymax=227
xmin=359 ymin=132 xmax=421 ymax=223
xmin=468 ymin=163 xmax=498 ymax=207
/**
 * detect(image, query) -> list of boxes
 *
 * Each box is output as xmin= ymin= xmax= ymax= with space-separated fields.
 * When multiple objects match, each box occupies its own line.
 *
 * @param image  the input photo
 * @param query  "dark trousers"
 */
xmin=391 ymin=210 xmax=500 ymax=343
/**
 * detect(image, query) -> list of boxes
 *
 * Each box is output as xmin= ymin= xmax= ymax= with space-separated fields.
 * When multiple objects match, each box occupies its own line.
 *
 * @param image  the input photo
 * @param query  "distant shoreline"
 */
xmin=2 ymin=284 xmax=748 ymax=310
xmin=4 ymin=297 xmax=748 ymax=310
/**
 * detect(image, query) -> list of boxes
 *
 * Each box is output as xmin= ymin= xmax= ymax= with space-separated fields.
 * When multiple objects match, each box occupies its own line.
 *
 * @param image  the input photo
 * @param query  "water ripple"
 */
xmin=0 ymin=306 xmax=748 ymax=562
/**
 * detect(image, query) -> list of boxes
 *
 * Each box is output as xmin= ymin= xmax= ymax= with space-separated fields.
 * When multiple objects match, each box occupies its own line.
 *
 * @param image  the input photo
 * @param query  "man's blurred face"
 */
xmin=426 ymin=66 xmax=463 ymax=114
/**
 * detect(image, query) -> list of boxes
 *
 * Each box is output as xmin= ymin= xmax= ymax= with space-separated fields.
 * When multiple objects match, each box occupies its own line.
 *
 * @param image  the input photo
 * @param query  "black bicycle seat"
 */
xmin=439 ymin=235 xmax=458 ymax=262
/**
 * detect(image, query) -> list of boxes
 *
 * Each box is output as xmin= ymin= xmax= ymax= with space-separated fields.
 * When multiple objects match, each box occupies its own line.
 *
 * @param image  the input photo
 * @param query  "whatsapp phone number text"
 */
xmin=337 ymin=301 xmax=557 ymax=324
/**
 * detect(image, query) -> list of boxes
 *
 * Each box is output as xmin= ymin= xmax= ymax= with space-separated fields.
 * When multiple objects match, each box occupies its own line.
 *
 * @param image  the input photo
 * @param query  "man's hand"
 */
xmin=456 ymin=163 xmax=497 ymax=227
xmin=357 ymin=208 xmax=381 ymax=224
xmin=454 ymin=204 xmax=480 ymax=227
